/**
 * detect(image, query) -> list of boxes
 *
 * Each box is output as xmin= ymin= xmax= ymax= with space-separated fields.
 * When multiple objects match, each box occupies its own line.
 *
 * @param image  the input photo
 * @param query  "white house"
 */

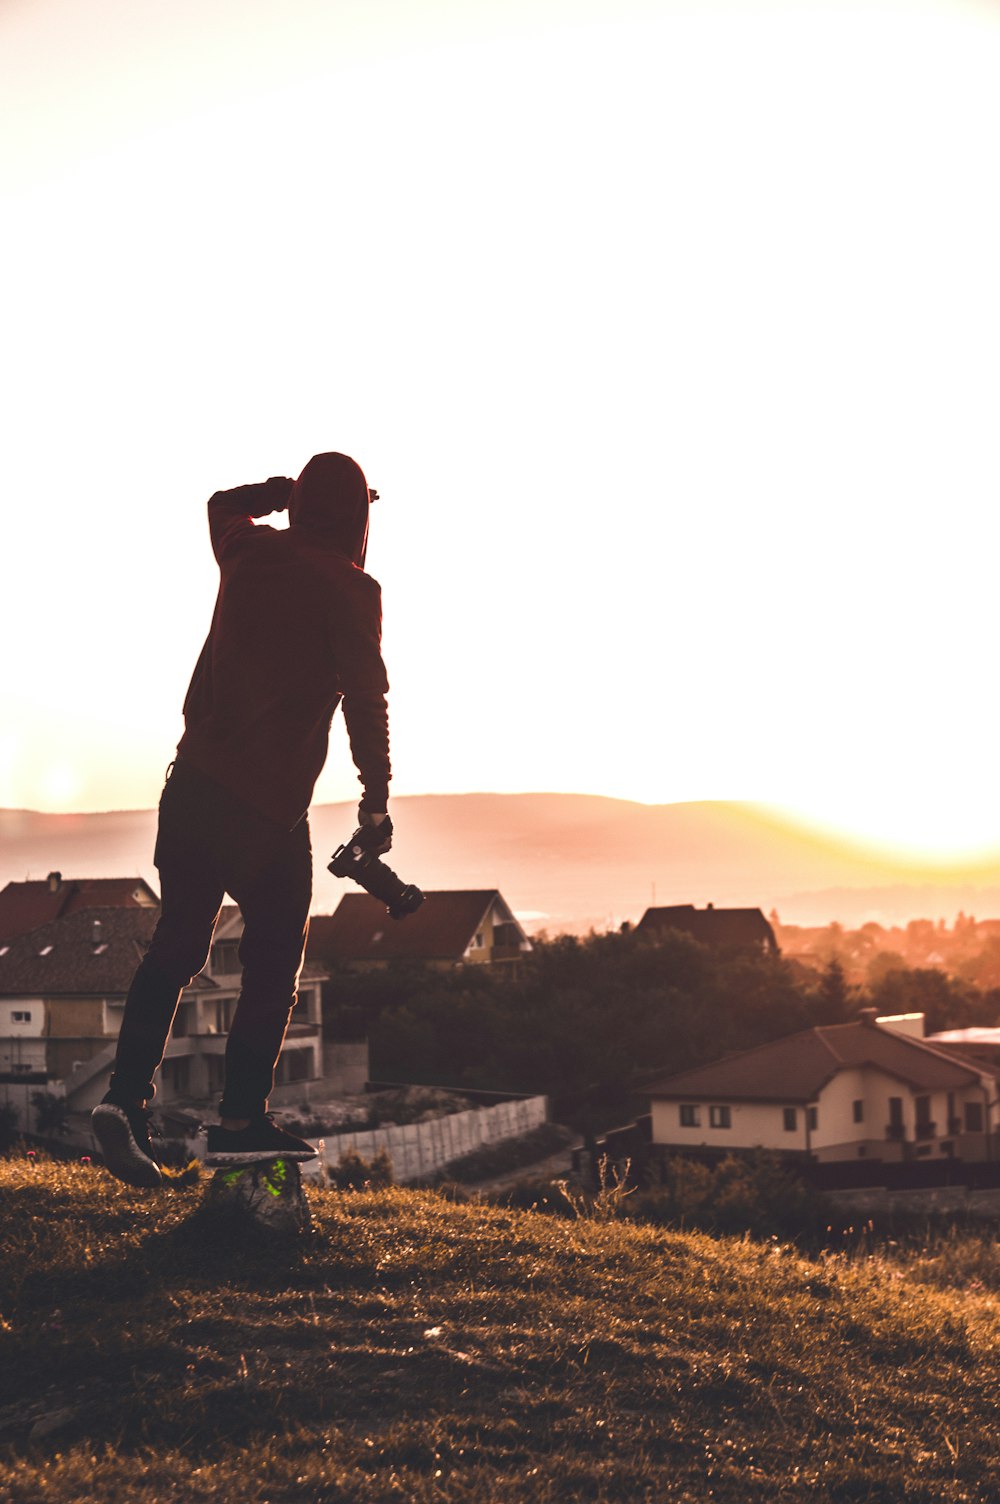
xmin=646 ymin=1009 xmax=998 ymax=1165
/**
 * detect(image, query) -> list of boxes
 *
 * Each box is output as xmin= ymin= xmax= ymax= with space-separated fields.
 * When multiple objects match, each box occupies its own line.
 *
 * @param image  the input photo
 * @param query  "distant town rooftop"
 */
xmin=635 ymin=904 xmax=778 ymax=954
xmin=0 ymin=873 xmax=158 ymax=944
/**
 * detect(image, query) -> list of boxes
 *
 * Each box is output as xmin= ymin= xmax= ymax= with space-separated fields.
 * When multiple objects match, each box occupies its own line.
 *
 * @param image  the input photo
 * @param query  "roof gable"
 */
xmin=646 ymin=1019 xmax=984 ymax=1103
xmin=635 ymin=904 xmax=777 ymax=952
xmin=308 ymin=890 xmax=520 ymax=963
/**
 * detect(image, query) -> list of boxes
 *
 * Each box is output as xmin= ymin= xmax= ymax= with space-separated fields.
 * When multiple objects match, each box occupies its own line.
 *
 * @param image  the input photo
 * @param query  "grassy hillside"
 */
xmin=2 ymin=1158 xmax=999 ymax=1503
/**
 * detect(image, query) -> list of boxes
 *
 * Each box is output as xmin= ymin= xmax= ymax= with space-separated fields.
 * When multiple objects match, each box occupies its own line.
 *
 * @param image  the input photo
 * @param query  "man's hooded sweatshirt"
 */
xmin=176 ymin=452 xmax=390 ymax=828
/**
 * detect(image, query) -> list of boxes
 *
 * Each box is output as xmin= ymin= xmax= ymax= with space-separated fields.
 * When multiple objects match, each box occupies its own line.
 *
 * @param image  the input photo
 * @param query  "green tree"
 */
xmin=31 ymin=1091 xmax=70 ymax=1138
xmin=812 ymin=957 xmax=854 ymax=1024
xmin=0 ymin=1103 xmax=20 ymax=1153
xmin=867 ymin=968 xmax=990 ymax=1034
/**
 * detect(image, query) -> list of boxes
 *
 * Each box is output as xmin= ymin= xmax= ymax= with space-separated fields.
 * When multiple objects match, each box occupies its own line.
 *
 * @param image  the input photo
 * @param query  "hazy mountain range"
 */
xmin=6 ymin=794 xmax=1000 ymax=934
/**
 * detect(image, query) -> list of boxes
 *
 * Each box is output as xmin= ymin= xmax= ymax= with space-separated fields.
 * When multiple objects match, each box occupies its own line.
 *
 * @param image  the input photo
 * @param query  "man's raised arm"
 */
xmin=208 ymin=476 xmax=295 ymax=563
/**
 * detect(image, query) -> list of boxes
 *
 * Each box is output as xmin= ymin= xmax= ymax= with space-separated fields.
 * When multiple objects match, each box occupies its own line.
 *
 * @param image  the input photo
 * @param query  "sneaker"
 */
xmin=91 ymin=1096 xmax=163 ymax=1188
xmin=205 ymin=1113 xmax=319 ymax=1167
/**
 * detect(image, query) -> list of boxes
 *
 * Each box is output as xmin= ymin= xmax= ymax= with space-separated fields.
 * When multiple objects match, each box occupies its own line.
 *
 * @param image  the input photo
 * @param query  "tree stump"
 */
xmin=207 ymin=1157 xmax=313 ymax=1236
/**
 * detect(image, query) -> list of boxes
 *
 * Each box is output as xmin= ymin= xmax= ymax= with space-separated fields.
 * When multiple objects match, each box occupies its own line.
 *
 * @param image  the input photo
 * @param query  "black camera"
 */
xmin=327 ymin=820 xmax=424 ymax=920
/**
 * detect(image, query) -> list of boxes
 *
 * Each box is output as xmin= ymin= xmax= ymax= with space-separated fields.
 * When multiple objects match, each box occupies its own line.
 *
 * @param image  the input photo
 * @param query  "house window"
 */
xmin=11 ymin=1062 xmax=32 ymax=1074
xmin=214 ymin=999 xmax=235 ymax=1034
xmin=472 ymin=932 xmax=485 ymax=950
xmin=888 ymin=1097 xmax=904 ymax=1137
xmin=852 ymin=1100 xmax=864 ymax=1124
xmin=783 ymin=1108 xmax=797 ymax=1132
xmin=679 ymin=1104 xmax=700 ymax=1128
xmin=275 ymin=1048 xmax=312 ymax=1085
xmin=807 ymin=1107 xmax=818 ymax=1131
xmin=915 ymin=1095 xmax=934 ymax=1137
xmin=965 ymin=1101 xmax=985 ymax=1133
xmin=161 ymin=1057 xmax=190 ymax=1094
xmin=206 ymin=1056 xmax=226 ymax=1093
xmin=12 ymin=1011 xmax=31 ymax=1023
xmin=212 ymin=940 xmax=241 ymax=975
xmin=709 ymin=1105 xmax=731 ymax=1129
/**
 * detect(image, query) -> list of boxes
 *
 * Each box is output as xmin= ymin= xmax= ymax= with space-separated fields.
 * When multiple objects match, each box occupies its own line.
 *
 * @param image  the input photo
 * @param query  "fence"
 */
xmin=321 ymin=1094 xmax=549 ymax=1182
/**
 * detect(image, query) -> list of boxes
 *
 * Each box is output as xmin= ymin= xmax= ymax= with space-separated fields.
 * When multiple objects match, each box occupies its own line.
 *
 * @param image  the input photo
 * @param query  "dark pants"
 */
xmin=109 ymin=759 xmax=312 ymax=1119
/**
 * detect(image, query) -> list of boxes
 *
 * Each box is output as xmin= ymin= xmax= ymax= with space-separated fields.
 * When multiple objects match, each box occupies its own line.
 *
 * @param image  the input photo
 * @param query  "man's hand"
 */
xmin=359 ymin=808 xmax=392 ymax=853
xmin=263 ymin=476 xmax=295 ymax=512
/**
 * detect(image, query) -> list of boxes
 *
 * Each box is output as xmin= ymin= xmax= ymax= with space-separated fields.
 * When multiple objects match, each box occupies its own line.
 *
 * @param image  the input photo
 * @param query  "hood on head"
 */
xmin=287 ymin=452 xmax=371 ymax=566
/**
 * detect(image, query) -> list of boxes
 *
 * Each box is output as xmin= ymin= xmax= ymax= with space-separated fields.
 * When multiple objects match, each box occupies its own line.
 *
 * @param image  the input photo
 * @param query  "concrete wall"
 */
xmin=322 ymin=1094 xmax=549 ymax=1182
xmin=827 ymin=1185 xmax=1000 ymax=1219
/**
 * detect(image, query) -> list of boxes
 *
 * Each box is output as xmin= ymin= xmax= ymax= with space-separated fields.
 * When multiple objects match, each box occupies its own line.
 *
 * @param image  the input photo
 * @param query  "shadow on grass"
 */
xmin=11 ymin=1195 xmax=377 ymax=1321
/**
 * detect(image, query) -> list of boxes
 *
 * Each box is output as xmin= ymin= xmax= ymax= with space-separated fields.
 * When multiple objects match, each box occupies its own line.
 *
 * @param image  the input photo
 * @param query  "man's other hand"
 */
xmin=359 ymin=808 xmax=392 ymax=853
xmin=263 ymin=476 xmax=295 ymax=511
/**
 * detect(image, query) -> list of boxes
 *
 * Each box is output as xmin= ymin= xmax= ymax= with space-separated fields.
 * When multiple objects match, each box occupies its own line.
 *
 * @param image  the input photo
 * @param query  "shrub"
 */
xmin=631 ymin=1150 xmax=829 ymax=1240
xmin=328 ymin=1146 xmax=395 ymax=1190
xmin=0 ymin=1103 xmax=21 ymax=1153
xmin=489 ymin=1176 xmax=575 ymax=1217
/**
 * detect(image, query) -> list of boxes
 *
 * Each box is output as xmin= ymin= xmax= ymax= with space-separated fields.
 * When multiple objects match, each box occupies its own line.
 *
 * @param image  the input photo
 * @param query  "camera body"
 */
xmin=327 ymin=821 xmax=424 ymax=920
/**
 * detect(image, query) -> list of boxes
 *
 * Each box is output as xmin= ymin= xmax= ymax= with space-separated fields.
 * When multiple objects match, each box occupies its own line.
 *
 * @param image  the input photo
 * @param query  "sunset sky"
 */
xmin=3 ymin=0 xmax=999 ymax=862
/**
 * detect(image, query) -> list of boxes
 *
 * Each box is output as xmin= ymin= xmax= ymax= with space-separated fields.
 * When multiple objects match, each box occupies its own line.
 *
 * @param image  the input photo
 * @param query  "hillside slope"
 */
xmin=1 ymin=1159 xmax=998 ymax=1502
xmin=7 ymin=794 xmax=1000 ymax=931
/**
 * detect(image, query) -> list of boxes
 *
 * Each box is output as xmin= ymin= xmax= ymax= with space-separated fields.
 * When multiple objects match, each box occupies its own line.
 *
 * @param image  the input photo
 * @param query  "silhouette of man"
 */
xmin=92 ymin=453 xmax=391 ymax=1186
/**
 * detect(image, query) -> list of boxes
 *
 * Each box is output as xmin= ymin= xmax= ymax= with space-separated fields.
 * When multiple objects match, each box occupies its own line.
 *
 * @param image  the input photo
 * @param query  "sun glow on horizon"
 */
xmin=757 ymin=798 xmax=1000 ymax=871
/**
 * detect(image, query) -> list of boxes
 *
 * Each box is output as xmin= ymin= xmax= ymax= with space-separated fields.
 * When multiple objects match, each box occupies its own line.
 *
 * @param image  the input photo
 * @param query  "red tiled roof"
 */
xmin=635 ymin=905 xmax=777 ymax=952
xmin=646 ymin=1019 xmax=983 ymax=1103
xmin=0 ymin=876 xmax=158 ymax=943
xmin=308 ymin=891 xmax=510 ymax=963
xmin=0 ymin=907 xmax=159 ymax=996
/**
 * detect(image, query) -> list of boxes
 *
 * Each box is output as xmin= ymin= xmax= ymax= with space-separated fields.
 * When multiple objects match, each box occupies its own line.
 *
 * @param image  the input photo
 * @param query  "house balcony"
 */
xmin=915 ymin=1121 xmax=936 ymax=1141
xmin=885 ymin=1123 xmax=906 ymax=1141
xmin=490 ymin=943 xmax=526 ymax=963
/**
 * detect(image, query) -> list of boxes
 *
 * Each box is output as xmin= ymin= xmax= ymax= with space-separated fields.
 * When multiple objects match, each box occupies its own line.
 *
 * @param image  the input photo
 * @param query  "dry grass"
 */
xmin=1 ymin=1156 xmax=999 ymax=1502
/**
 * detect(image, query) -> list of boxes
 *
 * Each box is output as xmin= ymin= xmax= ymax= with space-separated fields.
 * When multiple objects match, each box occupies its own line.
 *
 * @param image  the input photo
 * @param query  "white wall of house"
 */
xmin=0 ymin=997 xmax=46 ymax=1083
xmin=0 ymin=999 xmax=44 ymax=1036
xmin=812 ymin=1066 xmax=866 ymax=1154
xmin=651 ymin=1097 xmax=812 ymax=1153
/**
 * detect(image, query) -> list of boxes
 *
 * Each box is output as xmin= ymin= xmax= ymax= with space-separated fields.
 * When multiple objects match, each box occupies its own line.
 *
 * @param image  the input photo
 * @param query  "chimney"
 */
xmin=91 ymin=919 xmax=103 ymax=946
xmin=47 ymin=871 xmax=62 ymax=893
xmin=706 ymin=902 xmax=715 ymax=910
xmin=859 ymin=1007 xmax=879 ymax=1028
